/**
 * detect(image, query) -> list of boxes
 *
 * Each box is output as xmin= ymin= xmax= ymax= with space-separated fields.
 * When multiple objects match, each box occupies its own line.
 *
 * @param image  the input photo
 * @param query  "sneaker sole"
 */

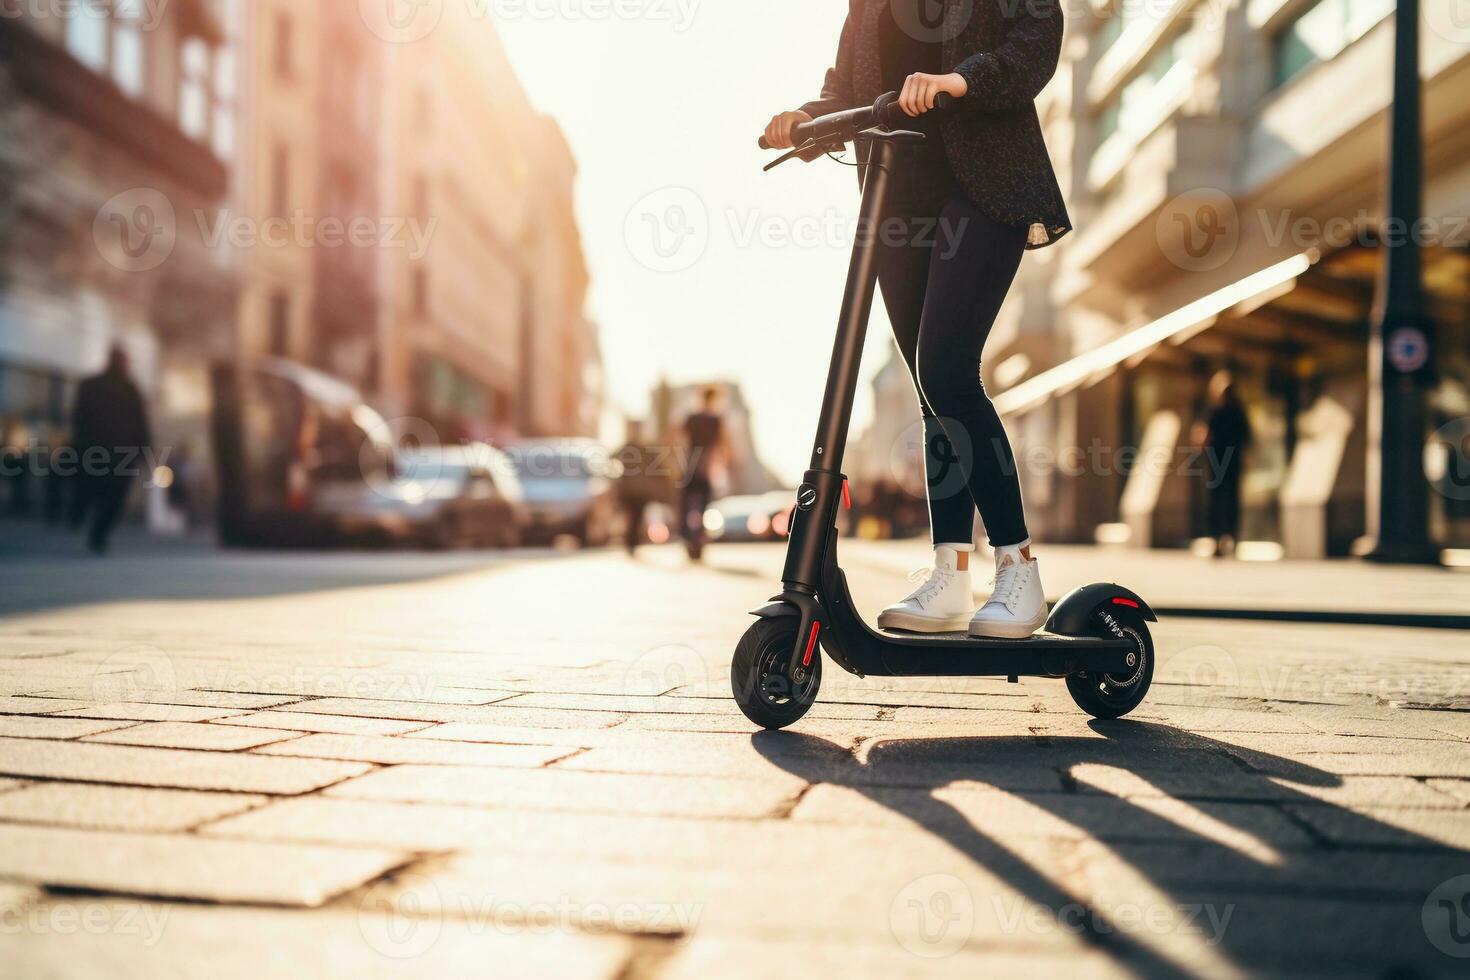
xmin=877 ymin=610 xmax=973 ymax=634
xmin=967 ymin=608 xmax=1049 ymax=639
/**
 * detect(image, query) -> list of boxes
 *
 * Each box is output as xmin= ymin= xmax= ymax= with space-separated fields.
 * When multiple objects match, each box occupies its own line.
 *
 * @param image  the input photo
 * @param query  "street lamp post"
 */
xmin=1366 ymin=0 xmax=1437 ymax=565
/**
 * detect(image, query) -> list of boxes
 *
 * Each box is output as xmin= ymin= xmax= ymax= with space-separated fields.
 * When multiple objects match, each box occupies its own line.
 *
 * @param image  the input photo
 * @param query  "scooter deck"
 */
xmin=852 ymin=629 xmax=1129 ymax=677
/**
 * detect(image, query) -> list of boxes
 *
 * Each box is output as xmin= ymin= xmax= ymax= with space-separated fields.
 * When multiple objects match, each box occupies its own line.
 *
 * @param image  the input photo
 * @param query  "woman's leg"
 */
xmin=914 ymin=196 xmax=1030 ymax=548
xmin=874 ymin=184 xmax=978 ymax=546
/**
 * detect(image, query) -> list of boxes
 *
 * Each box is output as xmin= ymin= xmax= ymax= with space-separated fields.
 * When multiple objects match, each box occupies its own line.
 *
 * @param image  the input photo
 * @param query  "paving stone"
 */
xmin=1423 ymin=778 xmax=1470 ymax=805
xmin=404 ymin=721 xmax=619 ymax=747
xmin=252 ymin=733 xmax=574 ymax=767
xmin=31 ymin=690 xmax=301 ymax=710
xmin=194 ymin=678 xmax=517 ymax=705
xmin=288 ymin=698 xmax=628 ymax=729
xmin=0 ymin=783 xmax=268 ymax=832
xmin=0 ymin=901 xmax=630 ymax=980
xmin=503 ymin=691 xmax=883 ymax=720
xmin=0 ymin=824 xmax=406 ymax=906
xmin=662 ymin=937 xmax=1128 ymax=980
xmin=0 ymin=776 xmax=28 ymax=793
xmin=204 ymin=796 xmax=973 ymax=871
xmin=54 ymin=702 xmax=253 ymax=723
xmin=1071 ymin=765 xmax=1461 ymax=809
xmin=556 ymin=735 xmax=1066 ymax=792
xmin=0 ymin=716 xmax=138 ymax=740
xmin=1284 ymin=803 xmax=1470 ymax=850
xmin=328 ymin=764 xmax=804 ymax=819
xmin=83 ymin=722 xmax=302 ymax=751
xmin=0 ymin=696 xmax=91 ymax=715
xmin=794 ymin=783 xmax=1315 ymax=852
xmin=0 ymin=737 xmax=372 ymax=794
xmin=222 ymin=710 xmax=432 ymax=736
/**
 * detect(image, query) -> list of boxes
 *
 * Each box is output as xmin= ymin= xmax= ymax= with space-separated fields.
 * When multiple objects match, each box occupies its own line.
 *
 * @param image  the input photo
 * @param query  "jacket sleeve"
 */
xmin=954 ymin=0 xmax=1065 ymax=112
xmin=798 ymin=4 xmax=859 ymax=118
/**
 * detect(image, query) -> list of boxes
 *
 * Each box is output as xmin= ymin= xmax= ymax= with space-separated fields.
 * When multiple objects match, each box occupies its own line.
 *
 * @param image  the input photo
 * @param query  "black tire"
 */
xmin=731 ymin=617 xmax=821 ymax=730
xmin=1066 ymin=614 xmax=1154 ymax=719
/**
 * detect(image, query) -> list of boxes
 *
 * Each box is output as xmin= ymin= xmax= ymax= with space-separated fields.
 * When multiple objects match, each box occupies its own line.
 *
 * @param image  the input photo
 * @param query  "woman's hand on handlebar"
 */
xmin=763 ymin=110 xmax=813 ymax=150
xmin=897 ymin=72 xmax=968 ymax=118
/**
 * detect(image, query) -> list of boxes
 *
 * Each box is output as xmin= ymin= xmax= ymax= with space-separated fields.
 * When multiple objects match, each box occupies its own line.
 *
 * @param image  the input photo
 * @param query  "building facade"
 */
xmin=981 ymin=0 xmax=1470 ymax=556
xmin=0 ymin=0 xmax=236 ymax=518
xmin=377 ymin=8 xmax=596 ymax=444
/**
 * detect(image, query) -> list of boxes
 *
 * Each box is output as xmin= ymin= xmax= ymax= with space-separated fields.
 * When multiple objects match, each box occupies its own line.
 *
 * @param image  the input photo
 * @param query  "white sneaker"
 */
xmin=877 ymin=545 xmax=975 ymax=633
xmin=969 ymin=545 xmax=1048 ymax=638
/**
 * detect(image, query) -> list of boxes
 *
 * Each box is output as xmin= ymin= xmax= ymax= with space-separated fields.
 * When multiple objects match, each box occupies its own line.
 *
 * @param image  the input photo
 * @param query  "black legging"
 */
xmin=873 ymin=146 xmax=1030 ymax=547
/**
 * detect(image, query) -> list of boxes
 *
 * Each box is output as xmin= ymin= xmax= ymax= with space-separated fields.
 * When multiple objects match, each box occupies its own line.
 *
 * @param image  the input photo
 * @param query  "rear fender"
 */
xmin=1046 ymin=583 xmax=1157 ymax=637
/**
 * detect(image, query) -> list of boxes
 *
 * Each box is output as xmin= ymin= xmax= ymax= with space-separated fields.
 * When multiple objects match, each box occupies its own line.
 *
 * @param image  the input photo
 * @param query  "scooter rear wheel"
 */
xmin=731 ymin=618 xmax=821 ymax=729
xmin=1066 ymin=616 xmax=1153 ymax=719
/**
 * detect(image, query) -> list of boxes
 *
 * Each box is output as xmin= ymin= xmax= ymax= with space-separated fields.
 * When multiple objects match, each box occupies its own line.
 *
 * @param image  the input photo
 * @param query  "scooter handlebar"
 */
xmin=758 ymin=91 xmax=953 ymax=150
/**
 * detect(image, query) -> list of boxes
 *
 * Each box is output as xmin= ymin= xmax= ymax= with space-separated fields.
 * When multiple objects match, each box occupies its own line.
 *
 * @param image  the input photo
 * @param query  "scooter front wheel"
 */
xmin=731 ymin=618 xmax=821 ymax=730
xmin=1066 ymin=616 xmax=1154 ymax=719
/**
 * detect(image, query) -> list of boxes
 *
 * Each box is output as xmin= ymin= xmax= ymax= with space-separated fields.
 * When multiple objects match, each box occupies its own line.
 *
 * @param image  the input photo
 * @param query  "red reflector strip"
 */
xmin=841 ymin=480 xmax=852 ymax=510
xmin=1112 ymin=597 xmax=1140 ymax=608
xmin=802 ymin=620 xmax=821 ymax=666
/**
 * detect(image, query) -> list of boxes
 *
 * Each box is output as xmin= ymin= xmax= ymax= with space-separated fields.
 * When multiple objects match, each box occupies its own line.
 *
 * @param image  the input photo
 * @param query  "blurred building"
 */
xmin=310 ymin=0 xmax=382 ymax=391
xmin=982 ymin=0 xmax=1470 ymax=556
xmin=376 ymin=9 xmax=595 ymax=443
xmin=232 ymin=0 xmax=321 ymax=366
xmin=0 ymin=0 xmax=236 ymax=494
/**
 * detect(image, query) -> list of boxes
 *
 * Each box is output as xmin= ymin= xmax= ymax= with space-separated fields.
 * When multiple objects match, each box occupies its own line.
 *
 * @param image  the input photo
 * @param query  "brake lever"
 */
xmin=762 ymin=138 xmax=845 ymax=172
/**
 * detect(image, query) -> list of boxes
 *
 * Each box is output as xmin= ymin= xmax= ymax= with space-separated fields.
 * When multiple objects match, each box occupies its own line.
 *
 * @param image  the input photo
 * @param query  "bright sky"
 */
xmin=496 ymin=0 xmax=903 ymax=485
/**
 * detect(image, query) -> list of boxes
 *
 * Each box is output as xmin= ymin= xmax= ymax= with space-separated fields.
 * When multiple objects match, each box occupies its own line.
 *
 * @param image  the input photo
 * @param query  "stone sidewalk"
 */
xmin=0 ymin=543 xmax=1468 ymax=977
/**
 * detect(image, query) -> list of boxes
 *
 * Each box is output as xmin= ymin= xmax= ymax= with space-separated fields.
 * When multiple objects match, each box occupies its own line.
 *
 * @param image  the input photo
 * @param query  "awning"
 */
xmin=993 ymin=250 xmax=1319 ymax=417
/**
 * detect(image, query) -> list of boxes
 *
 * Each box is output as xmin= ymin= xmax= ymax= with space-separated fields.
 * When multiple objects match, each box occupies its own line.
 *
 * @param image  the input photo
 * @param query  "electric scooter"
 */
xmin=732 ymin=92 xmax=1157 ymax=730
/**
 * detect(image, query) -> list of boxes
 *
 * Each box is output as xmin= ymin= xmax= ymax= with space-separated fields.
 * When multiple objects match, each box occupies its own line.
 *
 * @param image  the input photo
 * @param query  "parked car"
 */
xmin=506 ymin=439 xmax=617 ymax=547
xmin=319 ymin=443 xmax=528 ymax=549
xmin=212 ymin=359 xmax=525 ymax=549
xmin=704 ymin=490 xmax=795 ymax=543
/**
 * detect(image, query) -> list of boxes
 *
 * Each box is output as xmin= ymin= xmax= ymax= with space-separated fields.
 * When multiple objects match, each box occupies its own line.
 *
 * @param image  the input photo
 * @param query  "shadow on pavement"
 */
xmin=0 ymin=524 xmax=563 ymax=617
xmin=752 ymin=722 xmax=1468 ymax=976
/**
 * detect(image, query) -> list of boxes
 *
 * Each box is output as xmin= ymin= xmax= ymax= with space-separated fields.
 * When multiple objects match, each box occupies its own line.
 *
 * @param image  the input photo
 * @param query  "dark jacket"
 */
xmin=73 ymin=368 xmax=151 ymax=459
xmin=800 ymin=0 xmax=1071 ymax=248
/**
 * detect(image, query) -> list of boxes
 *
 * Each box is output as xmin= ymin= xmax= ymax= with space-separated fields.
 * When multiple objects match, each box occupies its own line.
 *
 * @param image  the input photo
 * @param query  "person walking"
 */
xmin=1198 ymin=371 xmax=1251 ymax=558
xmin=680 ymin=387 xmax=731 ymax=561
xmin=69 ymin=346 xmax=151 ymax=554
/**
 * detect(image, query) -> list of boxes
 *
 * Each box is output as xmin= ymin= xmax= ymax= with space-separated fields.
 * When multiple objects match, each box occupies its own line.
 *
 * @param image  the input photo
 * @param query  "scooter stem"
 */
xmin=810 ymin=139 xmax=894 ymax=474
xmin=781 ymin=138 xmax=896 ymax=594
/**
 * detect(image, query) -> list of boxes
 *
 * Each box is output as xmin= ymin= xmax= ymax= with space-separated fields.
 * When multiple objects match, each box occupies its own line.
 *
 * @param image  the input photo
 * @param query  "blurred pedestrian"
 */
xmin=614 ymin=420 xmax=670 ymax=554
xmin=68 ymin=346 xmax=151 ymax=554
xmin=2 ymin=417 xmax=32 ymax=516
xmin=1195 ymin=371 xmax=1251 ymax=558
xmin=680 ymin=387 xmax=731 ymax=561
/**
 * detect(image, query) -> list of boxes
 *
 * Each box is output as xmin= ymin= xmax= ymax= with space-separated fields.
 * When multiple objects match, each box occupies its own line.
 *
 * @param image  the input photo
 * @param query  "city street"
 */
xmin=0 ymin=539 xmax=1468 ymax=978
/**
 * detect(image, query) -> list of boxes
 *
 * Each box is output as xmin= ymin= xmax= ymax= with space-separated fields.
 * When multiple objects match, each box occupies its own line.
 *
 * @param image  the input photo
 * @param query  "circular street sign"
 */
xmin=1387 ymin=327 xmax=1429 ymax=374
